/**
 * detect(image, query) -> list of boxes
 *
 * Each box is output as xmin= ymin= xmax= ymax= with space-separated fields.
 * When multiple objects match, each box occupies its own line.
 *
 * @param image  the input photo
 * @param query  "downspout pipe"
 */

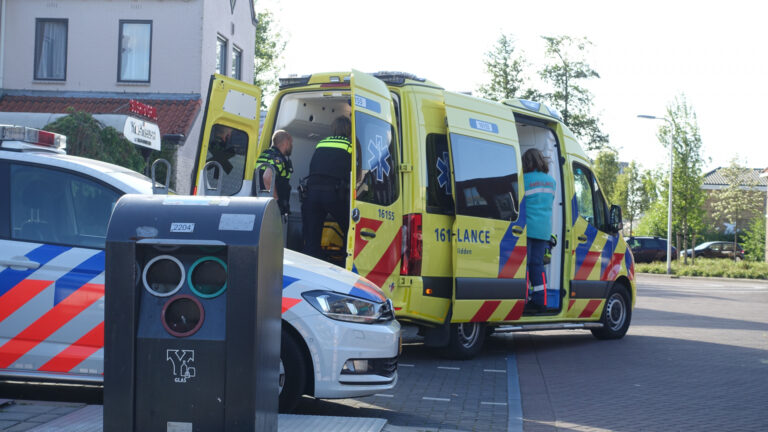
xmin=0 ymin=0 xmax=6 ymax=93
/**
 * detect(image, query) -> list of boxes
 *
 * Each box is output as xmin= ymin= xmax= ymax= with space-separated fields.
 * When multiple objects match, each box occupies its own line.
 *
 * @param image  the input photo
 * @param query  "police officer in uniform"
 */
xmin=302 ymin=116 xmax=352 ymax=260
xmin=256 ymin=129 xmax=293 ymax=217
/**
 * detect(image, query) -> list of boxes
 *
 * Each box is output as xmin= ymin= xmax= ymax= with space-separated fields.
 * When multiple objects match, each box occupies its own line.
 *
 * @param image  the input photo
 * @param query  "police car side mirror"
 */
xmin=609 ymin=205 xmax=623 ymax=233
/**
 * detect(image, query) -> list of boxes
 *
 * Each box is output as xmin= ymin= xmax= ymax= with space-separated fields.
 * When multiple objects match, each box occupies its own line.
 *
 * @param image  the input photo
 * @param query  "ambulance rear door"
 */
xmin=192 ymin=74 xmax=262 ymax=196
xmin=444 ymin=92 xmax=527 ymax=323
xmin=348 ymin=70 xmax=403 ymax=292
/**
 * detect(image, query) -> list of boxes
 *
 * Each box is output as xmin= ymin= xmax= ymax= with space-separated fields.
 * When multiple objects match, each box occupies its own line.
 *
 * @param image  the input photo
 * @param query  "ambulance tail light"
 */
xmin=401 ymin=213 xmax=422 ymax=276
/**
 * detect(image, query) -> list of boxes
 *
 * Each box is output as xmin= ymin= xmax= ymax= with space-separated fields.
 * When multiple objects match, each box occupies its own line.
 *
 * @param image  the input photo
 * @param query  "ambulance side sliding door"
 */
xmin=444 ymin=92 xmax=527 ymax=323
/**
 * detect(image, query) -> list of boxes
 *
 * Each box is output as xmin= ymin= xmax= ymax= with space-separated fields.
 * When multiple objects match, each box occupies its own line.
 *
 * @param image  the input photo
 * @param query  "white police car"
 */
xmin=0 ymin=125 xmax=399 ymax=411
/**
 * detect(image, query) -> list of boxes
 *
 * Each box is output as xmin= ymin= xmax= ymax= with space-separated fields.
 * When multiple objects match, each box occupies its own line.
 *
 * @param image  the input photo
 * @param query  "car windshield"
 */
xmin=694 ymin=243 xmax=712 ymax=251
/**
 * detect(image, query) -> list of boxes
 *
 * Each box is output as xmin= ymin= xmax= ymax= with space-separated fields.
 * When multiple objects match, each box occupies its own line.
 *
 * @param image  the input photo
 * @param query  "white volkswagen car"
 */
xmin=0 ymin=126 xmax=399 ymax=411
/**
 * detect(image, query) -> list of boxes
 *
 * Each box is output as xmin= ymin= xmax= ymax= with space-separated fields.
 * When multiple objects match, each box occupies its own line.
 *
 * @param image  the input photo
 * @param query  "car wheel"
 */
xmin=279 ymin=330 xmax=306 ymax=413
xmin=591 ymin=284 xmax=631 ymax=340
xmin=441 ymin=322 xmax=486 ymax=360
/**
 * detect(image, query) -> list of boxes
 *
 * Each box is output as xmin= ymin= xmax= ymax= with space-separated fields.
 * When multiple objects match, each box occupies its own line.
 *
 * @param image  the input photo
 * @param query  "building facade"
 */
xmin=0 ymin=0 xmax=257 ymax=192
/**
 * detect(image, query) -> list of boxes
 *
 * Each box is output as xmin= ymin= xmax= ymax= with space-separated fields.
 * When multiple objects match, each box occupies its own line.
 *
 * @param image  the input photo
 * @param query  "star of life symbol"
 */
xmin=367 ymin=135 xmax=391 ymax=183
xmin=167 ymin=349 xmax=196 ymax=383
xmin=436 ymin=151 xmax=451 ymax=194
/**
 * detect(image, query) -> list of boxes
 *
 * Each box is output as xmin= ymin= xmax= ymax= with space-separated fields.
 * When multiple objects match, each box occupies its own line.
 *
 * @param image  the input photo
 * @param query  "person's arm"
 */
xmin=261 ymin=166 xmax=277 ymax=199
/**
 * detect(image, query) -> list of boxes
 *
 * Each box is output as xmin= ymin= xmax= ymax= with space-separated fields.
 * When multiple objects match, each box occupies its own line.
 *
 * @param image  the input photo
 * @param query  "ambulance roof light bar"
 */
xmin=0 ymin=125 xmax=66 ymax=152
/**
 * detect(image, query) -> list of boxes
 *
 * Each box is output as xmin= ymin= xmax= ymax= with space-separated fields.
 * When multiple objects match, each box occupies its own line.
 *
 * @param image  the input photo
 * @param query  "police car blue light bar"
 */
xmin=0 ymin=125 xmax=66 ymax=150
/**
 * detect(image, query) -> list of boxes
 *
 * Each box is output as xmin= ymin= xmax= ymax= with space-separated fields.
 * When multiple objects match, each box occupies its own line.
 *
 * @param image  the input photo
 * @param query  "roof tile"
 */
xmin=0 ymin=95 xmax=201 ymax=137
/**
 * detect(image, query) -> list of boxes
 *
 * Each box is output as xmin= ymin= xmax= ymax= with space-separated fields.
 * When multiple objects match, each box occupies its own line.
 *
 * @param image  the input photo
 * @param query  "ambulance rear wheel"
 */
xmin=279 ymin=330 xmax=306 ymax=412
xmin=591 ymin=284 xmax=631 ymax=340
xmin=443 ymin=322 xmax=486 ymax=360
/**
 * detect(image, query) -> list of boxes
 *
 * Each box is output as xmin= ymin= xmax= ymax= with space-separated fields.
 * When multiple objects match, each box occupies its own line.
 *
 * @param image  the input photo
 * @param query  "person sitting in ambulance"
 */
xmin=302 ymin=116 xmax=352 ymax=261
xmin=522 ymin=148 xmax=556 ymax=309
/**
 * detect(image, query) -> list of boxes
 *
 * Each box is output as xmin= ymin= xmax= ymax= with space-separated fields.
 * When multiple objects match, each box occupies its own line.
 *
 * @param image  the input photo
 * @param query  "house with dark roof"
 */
xmin=0 ymin=0 xmax=257 ymax=192
xmin=701 ymin=167 xmax=767 ymax=235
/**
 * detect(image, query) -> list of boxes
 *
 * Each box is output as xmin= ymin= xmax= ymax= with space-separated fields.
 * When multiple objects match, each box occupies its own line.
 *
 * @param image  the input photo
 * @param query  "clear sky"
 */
xmin=257 ymin=0 xmax=768 ymax=173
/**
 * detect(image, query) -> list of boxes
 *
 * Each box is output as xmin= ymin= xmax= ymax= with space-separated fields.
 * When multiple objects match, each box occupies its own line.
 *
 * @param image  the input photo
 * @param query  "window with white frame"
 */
xmin=34 ymin=19 xmax=68 ymax=80
xmin=231 ymin=45 xmax=242 ymax=80
xmin=216 ymin=35 xmax=227 ymax=75
xmin=119 ymin=20 xmax=152 ymax=82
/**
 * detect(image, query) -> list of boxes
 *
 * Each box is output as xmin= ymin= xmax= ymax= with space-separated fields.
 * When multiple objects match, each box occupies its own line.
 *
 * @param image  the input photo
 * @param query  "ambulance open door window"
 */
xmin=426 ymin=134 xmax=454 ymax=214
xmin=450 ymin=134 xmax=519 ymax=221
xmin=572 ymin=163 xmax=607 ymax=230
xmin=10 ymin=164 xmax=119 ymax=248
xmin=355 ymin=112 xmax=398 ymax=206
xmin=205 ymin=124 xmax=248 ymax=196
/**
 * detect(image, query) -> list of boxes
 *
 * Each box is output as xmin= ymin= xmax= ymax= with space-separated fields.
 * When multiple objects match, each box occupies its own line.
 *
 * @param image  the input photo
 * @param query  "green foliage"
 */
xmin=254 ymin=9 xmax=286 ymax=108
xmin=635 ymin=200 xmax=668 ymax=237
xmin=635 ymin=258 xmax=768 ymax=279
xmin=657 ymin=94 xmax=706 ymax=248
xmin=44 ymin=109 xmax=145 ymax=173
xmin=539 ymin=35 xmax=608 ymax=152
xmin=593 ymin=149 xmax=620 ymax=203
xmin=477 ymin=34 xmax=538 ymax=102
xmin=742 ymin=215 xmax=766 ymax=262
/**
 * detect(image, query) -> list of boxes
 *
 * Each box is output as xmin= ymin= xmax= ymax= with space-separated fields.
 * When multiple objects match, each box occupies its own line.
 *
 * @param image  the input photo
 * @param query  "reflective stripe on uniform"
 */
xmin=316 ymin=137 xmax=352 ymax=153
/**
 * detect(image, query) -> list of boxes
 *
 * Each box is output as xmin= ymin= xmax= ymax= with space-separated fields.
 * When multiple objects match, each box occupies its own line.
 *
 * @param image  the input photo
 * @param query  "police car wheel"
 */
xmin=442 ymin=322 xmax=486 ymax=360
xmin=591 ymin=284 xmax=631 ymax=340
xmin=279 ymin=330 xmax=307 ymax=413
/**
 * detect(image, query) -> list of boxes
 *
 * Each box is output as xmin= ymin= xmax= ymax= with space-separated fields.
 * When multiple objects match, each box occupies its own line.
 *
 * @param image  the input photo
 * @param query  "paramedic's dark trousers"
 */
xmin=302 ymin=185 xmax=349 ymax=261
xmin=527 ymin=238 xmax=547 ymax=305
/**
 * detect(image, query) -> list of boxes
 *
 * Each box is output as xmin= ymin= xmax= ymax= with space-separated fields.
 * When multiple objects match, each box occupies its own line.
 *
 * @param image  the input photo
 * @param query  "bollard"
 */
xmin=104 ymin=195 xmax=282 ymax=432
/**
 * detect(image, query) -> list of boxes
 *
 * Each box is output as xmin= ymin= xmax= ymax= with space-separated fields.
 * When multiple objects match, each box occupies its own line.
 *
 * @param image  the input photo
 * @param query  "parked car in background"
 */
xmin=682 ymin=241 xmax=744 ymax=260
xmin=625 ymin=236 xmax=677 ymax=263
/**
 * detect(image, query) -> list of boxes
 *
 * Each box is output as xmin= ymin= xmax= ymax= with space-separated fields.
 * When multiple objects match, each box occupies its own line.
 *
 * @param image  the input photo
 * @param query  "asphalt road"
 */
xmin=296 ymin=274 xmax=768 ymax=431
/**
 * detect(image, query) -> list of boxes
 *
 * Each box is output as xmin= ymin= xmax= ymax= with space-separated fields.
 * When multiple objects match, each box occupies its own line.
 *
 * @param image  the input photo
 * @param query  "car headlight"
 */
xmin=301 ymin=290 xmax=394 ymax=324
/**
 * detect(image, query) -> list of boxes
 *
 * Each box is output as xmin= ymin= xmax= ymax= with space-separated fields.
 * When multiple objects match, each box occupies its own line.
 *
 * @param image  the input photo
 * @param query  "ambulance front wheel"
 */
xmin=591 ymin=283 xmax=631 ymax=340
xmin=442 ymin=322 xmax=486 ymax=360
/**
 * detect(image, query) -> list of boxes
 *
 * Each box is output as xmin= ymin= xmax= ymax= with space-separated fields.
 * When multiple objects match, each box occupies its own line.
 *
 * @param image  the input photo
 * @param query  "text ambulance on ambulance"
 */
xmin=0 ymin=125 xmax=399 ymax=412
xmin=193 ymin=72 xmax=635 ymax=359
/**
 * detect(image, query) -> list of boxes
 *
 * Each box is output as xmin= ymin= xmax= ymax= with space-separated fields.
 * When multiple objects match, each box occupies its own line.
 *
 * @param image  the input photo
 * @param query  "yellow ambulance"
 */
xmin=192 ymin=72 xmax=636 ymax=359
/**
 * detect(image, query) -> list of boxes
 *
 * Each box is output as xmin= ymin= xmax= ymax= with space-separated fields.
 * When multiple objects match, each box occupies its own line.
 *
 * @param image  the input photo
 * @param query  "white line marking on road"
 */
xmin=484 ymin=369 xmax=507 ymax=373
xmin=423 ymin=397 xmax=450 ymax=402
xmin=481 ymin=402 xmax=508 ymax=406
xmin=437 ymin=366 xmax=460 ymax=370
xmin=375 ymin=394 xmax=394 ymax=398
xmin=399 ymin=363 xmax=415 ymax=367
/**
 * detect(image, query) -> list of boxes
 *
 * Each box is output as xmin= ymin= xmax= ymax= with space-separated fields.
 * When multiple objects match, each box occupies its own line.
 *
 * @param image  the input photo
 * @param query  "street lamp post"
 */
xmin=638 ymin=114 xmax=674 ymax=275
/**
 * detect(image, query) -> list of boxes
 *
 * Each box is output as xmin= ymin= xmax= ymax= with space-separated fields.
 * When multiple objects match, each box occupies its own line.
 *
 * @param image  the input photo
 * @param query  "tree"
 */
xmin=742 ymin=215 xmax=766 ymax=262
xmin=44 ymin=109 xmax=145 ymax=173
xmin=657 ymin=95 xmax=706 ymax=264
xmin=477 ymin=34 xmax=538 ymax=102
xmin=538 ymin=36 xmax=608 ymax=152
xmin=614 ymin=161 xmax=647 ymax=236
xmin=593 ymin=148 xmax=620 ymax=203
xmin=254 ymin=9 xmax=286 ymax=108
xmin=710 ymin=158 xmax=763 ymax=259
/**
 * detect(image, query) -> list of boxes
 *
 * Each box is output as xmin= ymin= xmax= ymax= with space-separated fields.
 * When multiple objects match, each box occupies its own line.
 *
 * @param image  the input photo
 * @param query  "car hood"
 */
xmin=282 ymin=249 xmax=387 ymax=303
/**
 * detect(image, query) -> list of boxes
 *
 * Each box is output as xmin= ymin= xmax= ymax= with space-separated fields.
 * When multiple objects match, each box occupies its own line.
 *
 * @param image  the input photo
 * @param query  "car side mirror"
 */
xmin=609 ymin=205 xmax=623 ymax=233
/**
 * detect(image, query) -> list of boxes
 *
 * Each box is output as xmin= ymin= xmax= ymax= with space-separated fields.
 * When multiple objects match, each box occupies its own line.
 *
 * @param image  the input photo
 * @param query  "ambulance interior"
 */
xmin=271 ymin=91 xmax=353 ymax=258
xmin=515 ymin=120 xmax=565 ymax=309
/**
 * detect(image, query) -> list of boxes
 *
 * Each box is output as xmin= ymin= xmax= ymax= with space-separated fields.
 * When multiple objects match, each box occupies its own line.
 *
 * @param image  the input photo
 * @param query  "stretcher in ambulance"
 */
xmin=0 ymin=124 xmax=399 ymax=412
xmin=194 ymin=72 xmax=636 ymax=359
